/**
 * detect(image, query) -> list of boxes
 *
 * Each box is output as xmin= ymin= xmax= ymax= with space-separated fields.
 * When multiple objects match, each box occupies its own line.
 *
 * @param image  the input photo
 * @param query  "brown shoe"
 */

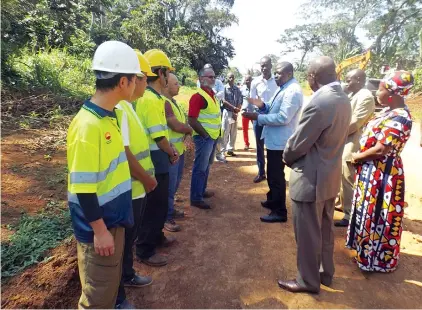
xmin=277 ymin=279 xmax=319 ymax=294
xmin=203 ymin=190 xmax=215 ymax=198
xmin=164 ymin=219 xmax=181 ymax=232
xmin=158 ymin=235 xmax=176 ymax=248
xmin=141 ymin=254 xmax=167 ymax=267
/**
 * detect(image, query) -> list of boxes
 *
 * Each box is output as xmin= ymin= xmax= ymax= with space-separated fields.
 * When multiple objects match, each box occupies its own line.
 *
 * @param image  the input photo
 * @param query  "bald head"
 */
xmin=308 ymin=56 xmax=337 ymax=88
xmin=165 ymin=72 xmax=180 ymax=97
xmin=345 ymin=69 xmax=366 ymax=94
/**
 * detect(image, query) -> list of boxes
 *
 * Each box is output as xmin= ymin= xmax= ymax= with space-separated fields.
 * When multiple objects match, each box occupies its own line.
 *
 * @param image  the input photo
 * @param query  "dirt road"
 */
xmin=124 ymin=123 xmax=422 ymax=309
xmin=2 ymin=122 xmax=422 ymax=308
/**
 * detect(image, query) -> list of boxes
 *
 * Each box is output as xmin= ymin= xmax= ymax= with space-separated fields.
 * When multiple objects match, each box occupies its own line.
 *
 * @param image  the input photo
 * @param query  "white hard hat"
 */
xmin=92 ymin=41 xmax=141 ymax=77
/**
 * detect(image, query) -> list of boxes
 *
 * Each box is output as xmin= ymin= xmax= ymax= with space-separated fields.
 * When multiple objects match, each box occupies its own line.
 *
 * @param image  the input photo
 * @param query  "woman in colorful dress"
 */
xmin=346 ymin=71 xmax=414 ymax=272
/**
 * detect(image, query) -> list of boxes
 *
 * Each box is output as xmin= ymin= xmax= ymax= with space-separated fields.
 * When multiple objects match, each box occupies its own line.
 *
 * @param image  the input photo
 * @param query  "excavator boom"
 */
xmin=336 ymin=50 xmax=371 ymax=79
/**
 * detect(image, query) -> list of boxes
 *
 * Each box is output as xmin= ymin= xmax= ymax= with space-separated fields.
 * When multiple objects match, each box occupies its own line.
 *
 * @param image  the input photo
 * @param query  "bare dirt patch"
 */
xmin=2 ymin=117 xmax=422 ymax=309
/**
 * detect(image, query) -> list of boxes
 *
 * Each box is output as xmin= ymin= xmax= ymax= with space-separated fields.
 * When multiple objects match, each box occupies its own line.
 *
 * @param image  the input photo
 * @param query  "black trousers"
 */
xmin=116 ymin=197 xmax=147 ymax=305
xmin=135 ymin=173 xmax=169 ymax=259
xmin=266 ymin=149 xmax=287 ymax=216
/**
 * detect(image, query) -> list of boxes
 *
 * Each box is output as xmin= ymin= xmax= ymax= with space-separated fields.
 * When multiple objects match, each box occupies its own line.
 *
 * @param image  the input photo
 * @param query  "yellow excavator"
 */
xmin=336 ymin=49 xmax=371 ymax=79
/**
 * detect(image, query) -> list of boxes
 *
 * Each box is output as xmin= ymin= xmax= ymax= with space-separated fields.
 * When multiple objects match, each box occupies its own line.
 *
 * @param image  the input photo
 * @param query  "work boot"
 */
xmin=173 ymin=209 xmax=185 ymax=219
xmin=124 ymin=274 xmax=153 ymax=287
xmin=191 ymin=201 xmax=211 ymax=209
xmin=157 ymin=235 xmax=177 ymax=248
xmin=164 ymin=219 xmax=181 ymax=232
xmin=141 ymin=253 xmax=168 ymax=267
xmin=203 ymin=190 xmax=215 ymax=198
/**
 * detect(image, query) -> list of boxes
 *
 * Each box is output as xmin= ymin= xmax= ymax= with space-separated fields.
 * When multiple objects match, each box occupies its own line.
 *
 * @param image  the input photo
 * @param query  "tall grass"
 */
xmin=7 ymin=48 xmax=95 ymax=100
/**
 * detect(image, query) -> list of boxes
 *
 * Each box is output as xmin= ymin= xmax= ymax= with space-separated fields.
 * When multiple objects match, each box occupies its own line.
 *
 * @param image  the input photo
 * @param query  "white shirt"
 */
xmin=116 ymin=101 xmax=146 ymax=199
xmin=250 ymin=75 xmax=278 ymax=103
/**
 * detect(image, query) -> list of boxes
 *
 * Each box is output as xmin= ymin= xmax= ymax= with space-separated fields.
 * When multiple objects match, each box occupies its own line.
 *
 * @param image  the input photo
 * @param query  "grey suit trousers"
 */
xmin=340 ymin=161 xmax=355 ymax=220
xmin=292 ymin=198 xmax=336 ymax=292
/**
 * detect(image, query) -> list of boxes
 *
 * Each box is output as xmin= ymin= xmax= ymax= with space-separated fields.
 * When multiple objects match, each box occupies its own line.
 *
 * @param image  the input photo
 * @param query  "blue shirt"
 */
xmin=257 ymin=78 xmax=303 ymax=150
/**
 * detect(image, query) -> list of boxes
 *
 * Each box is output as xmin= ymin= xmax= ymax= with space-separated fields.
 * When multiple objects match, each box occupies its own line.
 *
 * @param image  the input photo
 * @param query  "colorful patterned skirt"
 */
xmin=346 ymin=157 xmax=405 ymax=272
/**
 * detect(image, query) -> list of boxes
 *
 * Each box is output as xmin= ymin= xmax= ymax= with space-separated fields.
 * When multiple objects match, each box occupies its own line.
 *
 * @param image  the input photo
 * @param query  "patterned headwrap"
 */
xmin=382 ymin=70 xmax=414 ymax=97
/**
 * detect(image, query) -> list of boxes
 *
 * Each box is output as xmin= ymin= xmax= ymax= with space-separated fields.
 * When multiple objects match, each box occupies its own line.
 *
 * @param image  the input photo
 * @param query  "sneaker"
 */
xmin=203 ymin=190 xmax=215 ymax=198
xmin=124 ymin=274 xmax=153 ymax=287
xmin=260 ymin=211 xmax=287 ymax=223
xmin=215 ymin=154 xmax=228 ymax=163
xmin=116 ymin=300 xmax=135 ymax=309
xmin=191 ymin=200 xmax=211 ymax=209
xmin=164 ymin=219 xmax=181 ymax=232
xmin=158 ymin=235 xmax=177 ymax=247
xmin=173 ymin=209 xmax=185 ymax=219
xmin=226 ymin=150 xmax=236 ymax=156
xmin=140 ymin=253 xmax=168 ymax=267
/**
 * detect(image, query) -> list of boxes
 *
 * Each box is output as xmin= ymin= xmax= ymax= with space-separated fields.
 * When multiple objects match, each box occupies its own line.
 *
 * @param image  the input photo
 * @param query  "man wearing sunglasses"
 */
xmin=188 ymin=67 xmax=223 ymax=209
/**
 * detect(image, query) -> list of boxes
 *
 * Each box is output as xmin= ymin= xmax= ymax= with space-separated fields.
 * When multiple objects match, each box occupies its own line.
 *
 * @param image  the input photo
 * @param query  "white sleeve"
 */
xmin=250 ymin=80 xmax=258 ymax=99
xmin=120 ymin=110 xmax=130 ymax=147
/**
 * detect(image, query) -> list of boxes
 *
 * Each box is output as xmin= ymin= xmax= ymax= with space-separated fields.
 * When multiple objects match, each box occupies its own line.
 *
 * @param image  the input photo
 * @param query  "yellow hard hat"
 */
xmin=134 ymin=49 xmax=156 ymax=77
xmin=144 ymin=49 xmax=175 ymax=71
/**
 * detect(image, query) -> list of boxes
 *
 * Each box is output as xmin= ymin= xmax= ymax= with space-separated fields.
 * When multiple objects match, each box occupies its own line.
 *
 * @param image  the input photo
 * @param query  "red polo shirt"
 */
xmin=188 ymin=87 xmax=216 ymax=118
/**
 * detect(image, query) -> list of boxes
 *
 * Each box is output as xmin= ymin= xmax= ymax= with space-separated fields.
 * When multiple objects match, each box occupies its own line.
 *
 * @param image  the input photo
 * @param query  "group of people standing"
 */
xmin=237 ymin=56 xmax=415 ymax=292
xmin=66 ymin=39 xmax=416 ymax=309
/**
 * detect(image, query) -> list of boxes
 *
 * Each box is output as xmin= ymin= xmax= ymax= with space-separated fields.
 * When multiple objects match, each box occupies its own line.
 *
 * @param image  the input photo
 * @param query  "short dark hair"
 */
xmin=147 ymin=67 xmax=168 ymax=83
xmin=279 ymin=62 xmax=294 ymax=74
xmin=94 ymin=71 xmax=135 ymax=91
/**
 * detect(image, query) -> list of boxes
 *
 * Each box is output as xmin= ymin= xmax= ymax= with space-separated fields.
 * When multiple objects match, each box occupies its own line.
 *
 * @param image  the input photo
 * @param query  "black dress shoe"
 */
xmin=253 ymin=175 xmax=266 ymax=183
xmin=334 ymin=218 xmax=349 ymax=227
xmin=277 ymin=279 xmax=319 ymax=294
xmin=261 ymin=200 xmax=271 ymax=210
xmin=191 ymin=201 xmax=211 ymax=209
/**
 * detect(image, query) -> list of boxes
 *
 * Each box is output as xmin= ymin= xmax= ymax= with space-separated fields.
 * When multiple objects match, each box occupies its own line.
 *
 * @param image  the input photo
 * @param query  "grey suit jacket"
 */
xmin=283 ymin=84 xmax=352 ymax=202
xmin=342 ymin=88 xmax=375 ymax=161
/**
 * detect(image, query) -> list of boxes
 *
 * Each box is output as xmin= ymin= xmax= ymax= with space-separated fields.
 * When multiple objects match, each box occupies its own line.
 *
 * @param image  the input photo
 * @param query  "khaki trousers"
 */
xmin=339 ymin=161 xmax=355 ymax=221
xmin=77 ymin=227 xmax=125 ymax=309
xmin=292 ymin=198 xmax=336 ymax=292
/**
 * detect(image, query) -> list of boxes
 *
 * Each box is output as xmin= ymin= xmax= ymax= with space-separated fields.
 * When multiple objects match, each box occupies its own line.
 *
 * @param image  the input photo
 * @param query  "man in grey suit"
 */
xmin=335 ymin=69 xmax=375 ymax=227
xmin=278 ymin=56 xmax=352 ymax=294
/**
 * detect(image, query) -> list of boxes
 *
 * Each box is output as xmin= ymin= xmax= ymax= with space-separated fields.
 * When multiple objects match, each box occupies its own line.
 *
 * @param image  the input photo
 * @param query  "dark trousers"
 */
xmin=136 ymin=173 xmax=169 ymax=259
xmin=253 ymin=121 xmax=266 ymax=177
xmin=116 ymin=197 xmax=147 ymax=306
xmin=266 ymin=149 xmax=287 ymax=216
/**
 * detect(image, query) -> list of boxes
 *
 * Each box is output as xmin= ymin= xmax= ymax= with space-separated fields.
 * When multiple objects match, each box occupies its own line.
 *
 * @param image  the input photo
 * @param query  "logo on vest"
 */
xmin=105 ymin=132 xmax=112 ymax=144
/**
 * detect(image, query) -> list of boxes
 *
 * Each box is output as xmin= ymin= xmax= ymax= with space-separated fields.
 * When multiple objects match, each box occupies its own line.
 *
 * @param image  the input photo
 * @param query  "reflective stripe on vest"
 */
xmin=166 ymin=97 xmax=186 ymax=155
xmin=69 ymin=151 xmax=127 ymax=184
xmin=194 ymin=88 xmax=222 ymax=140
xmin=116 ymin=101 xmax=155 ymax=198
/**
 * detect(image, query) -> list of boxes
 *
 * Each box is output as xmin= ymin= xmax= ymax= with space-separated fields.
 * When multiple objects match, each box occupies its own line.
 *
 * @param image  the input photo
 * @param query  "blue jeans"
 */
xmin=253 ymin=121 xmax=266 ymax=176
xmin=190 ymin=135 xmax=217 ymax=202
xmin=167 ymin=153 xmax=185 ymax=220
